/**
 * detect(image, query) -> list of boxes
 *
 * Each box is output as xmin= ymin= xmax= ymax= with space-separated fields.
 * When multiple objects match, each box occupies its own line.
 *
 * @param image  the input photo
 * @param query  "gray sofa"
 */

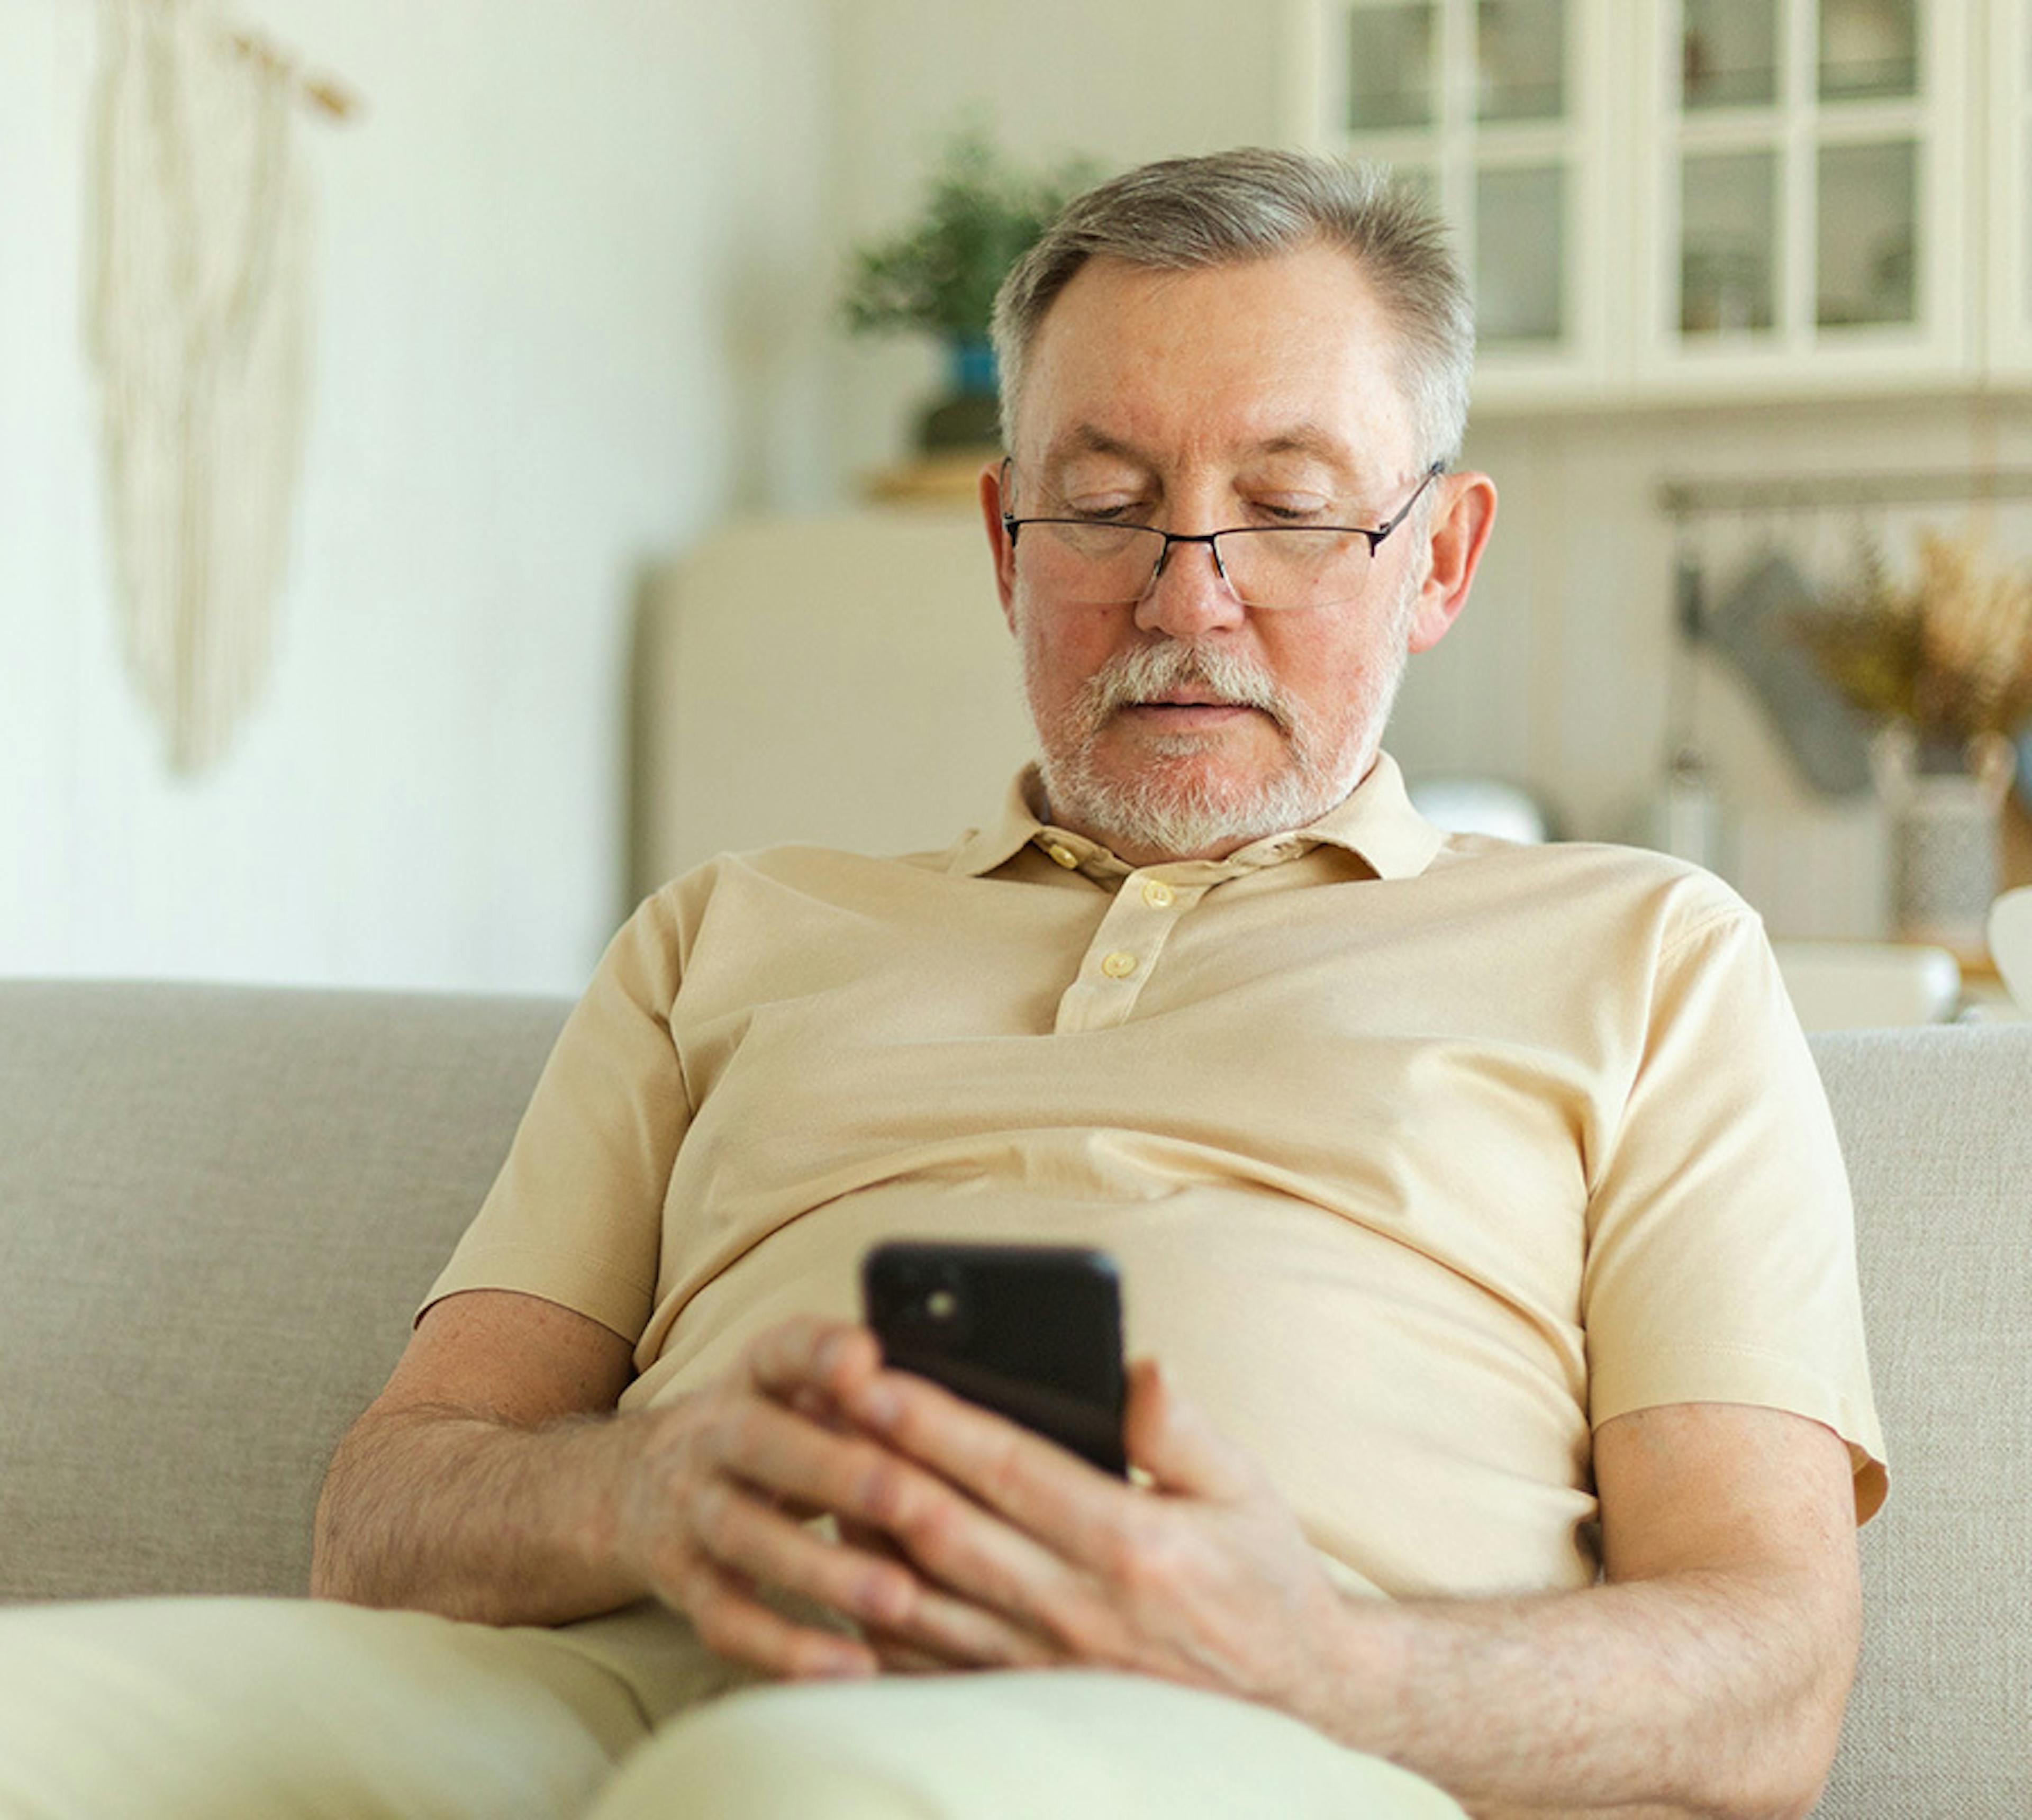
xmin=2 ymin=980 xmax=2027 ymax=1813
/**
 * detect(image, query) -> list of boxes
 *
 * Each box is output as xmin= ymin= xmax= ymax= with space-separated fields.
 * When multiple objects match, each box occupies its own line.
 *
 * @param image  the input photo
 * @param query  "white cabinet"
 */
xmin=1634 ymin=0 xmax=1973 ymax=394
xmin=1292 ymin=0 xmax=2003 ymax=407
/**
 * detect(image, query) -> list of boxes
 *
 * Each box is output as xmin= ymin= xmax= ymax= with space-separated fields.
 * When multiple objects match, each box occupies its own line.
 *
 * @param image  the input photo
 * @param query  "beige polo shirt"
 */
xmin=427 ymin=753 xmax=1885 ymax=1601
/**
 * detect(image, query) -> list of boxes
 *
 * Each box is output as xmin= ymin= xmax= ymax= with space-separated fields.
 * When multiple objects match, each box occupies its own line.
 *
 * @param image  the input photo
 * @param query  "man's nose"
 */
xmin=1133 ymin=535 xmax=1249 ymax=638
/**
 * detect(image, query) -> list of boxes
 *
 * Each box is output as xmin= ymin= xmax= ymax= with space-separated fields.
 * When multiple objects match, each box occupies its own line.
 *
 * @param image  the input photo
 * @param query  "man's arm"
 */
xmin=311 ymin=1289 xmax=645 ymax=1625
xmin=1345 ymin=1399 xmax=1861 ymax=1819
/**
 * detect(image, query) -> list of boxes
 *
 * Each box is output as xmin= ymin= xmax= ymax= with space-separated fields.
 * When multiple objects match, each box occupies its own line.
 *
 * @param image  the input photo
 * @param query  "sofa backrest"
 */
xmin=0 ymin=980 xmax=569 ymax=1604
xmin=1 ymin=985 xmax=2027 ymax=1810
xmin=1809 ymin=1026 xmax=2032 ymax=1815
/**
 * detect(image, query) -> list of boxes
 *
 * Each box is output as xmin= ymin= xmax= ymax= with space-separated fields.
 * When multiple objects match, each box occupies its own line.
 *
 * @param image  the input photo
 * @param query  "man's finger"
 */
xmin=686 ymin=1475 xmax=922 ymax=1635
xmin=695 ymin=1395 xmax=932 ymax=1534
xmin=841 ymin=1365 xmax=1141 ymax=1580
xmin=870 ymin=1576 xmax=1066 ymax=1671
xmin=1121 ymin=1359 xmax=1256 ymax=1501
xmin=864 ymin=1615 xmax=1064 ymax=1676
xmin=742 ymin=1316 xmax=881 ymax=1405
xmin=671 ymin=1552 xmax=876 ymax=1682
xmin=689 ymin=1434 xmax=1065 ymax=1670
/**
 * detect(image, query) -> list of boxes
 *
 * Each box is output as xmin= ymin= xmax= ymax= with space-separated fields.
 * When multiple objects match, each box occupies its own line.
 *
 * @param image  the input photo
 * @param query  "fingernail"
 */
xmin=822 ymin=1646 xmax=875 ymax=1679
xmin=857 ymin=1383 xmax=899 ymax=1429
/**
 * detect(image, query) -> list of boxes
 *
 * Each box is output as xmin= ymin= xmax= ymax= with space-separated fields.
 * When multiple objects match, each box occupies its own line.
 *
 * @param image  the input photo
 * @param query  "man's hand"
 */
xmin=638 ymin=1333 xmax=1350 ymax=1712
xmin=827 ymin=1356 xmax=1348 ymax=1710
xmin=605 ymin=1316 xmax=1067 ymax=1682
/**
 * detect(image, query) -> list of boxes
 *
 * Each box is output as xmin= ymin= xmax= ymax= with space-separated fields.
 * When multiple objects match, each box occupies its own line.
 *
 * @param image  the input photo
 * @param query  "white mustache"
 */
xmin=1081 ymin=642 xmax=1294 ymax=732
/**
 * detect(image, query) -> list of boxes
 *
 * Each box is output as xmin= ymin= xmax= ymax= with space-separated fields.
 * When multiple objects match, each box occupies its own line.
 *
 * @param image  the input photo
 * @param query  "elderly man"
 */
xmin=2 ymin=149 xmax=1882 ymax=1820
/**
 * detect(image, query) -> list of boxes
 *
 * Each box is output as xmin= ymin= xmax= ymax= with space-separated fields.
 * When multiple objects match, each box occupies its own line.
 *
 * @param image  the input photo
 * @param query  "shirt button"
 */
xmin=1140 ymin=880 xmax=1175 ymax=909
xmin=1045 ymin=843 xmax=1080 ymax=870
xmin=1101 ymin=950 xmax=1139 ymax=980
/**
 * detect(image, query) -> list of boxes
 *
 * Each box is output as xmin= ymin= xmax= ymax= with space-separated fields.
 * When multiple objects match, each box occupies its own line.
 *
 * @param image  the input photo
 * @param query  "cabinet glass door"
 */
xmin=1477 ymin=0 xmax=1565 ymax=121
xmin=1476 ymin=164 xmax=1566 ymax=340
xmin=1817 ymin=139 xmax=1916 ymax=328
xmin=1345 ymin=2 xmax=1437 ymax=129
xmin=1682 ymin=0 xmax=1779 ymax=108
xmin=1310 ymin=0 xmax=1603 ymax=398
xmin=1643 ymin=0 xmax=1964 ymax=386
xmin=1681 ymin=150 xmax=1779 ymax=333
xmin=1818 ymin=0 xmax=1918 ymax=101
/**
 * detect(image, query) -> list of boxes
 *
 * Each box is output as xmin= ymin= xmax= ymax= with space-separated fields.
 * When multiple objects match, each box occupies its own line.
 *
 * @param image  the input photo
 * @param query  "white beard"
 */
xmin=1026 ymin=593 xmax=1416 ymax=859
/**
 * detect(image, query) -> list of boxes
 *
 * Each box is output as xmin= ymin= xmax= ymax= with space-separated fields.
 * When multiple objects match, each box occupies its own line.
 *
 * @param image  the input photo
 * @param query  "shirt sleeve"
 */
xmin=419 ymin=886 xmax=693 ymax=1343
xmin=1581 ymin=903 xmax=1888 ymax=1522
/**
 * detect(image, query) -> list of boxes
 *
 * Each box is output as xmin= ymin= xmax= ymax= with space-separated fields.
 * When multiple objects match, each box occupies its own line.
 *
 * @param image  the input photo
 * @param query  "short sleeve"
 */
xmin=1582 ymin=906 xmax=1888 ymax=1522
xmin=419 ymin=888 xmax=693 ymax=1343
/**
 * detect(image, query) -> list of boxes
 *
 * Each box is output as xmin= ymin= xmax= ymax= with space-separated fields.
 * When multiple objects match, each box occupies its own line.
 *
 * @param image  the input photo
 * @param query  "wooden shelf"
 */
xmin=864 ymin=448 xmax=999 ymax=507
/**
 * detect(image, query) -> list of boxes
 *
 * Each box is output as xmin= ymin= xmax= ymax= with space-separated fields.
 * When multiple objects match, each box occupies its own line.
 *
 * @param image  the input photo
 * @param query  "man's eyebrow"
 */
xmin=1250 ymin=425 xmax=1362 ymax=466
xmin=1040 ymin=423 xmax=1364 ymax=470
xmin=1040 ymin=425 xmax=1153 ymax=469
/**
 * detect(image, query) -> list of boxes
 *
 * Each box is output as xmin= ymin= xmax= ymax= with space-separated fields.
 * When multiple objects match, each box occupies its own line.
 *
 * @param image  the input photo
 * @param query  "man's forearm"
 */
xmin=1307 ymin=1566 xmax=1855 ymax=1820
xmin=311 ymin=1404 xmax=651 ymax=1626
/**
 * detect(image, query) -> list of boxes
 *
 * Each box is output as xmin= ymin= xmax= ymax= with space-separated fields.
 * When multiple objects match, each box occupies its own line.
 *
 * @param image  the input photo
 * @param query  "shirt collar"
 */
xmin=942 ymin=751 xmax=1445 ymax=883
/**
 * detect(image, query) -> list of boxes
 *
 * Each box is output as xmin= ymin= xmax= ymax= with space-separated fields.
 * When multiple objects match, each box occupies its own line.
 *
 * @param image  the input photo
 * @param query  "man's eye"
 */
xmin=1254 ymin=499 xmax=1334 ymax=523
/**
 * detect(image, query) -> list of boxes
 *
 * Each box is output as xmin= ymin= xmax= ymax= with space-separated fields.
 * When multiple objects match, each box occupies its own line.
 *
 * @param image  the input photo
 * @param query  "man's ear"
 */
xmin=979 ymin=461 xmax=1018 ymax=632
xmin=1405 ymin=471 xmax=1497 ymax=654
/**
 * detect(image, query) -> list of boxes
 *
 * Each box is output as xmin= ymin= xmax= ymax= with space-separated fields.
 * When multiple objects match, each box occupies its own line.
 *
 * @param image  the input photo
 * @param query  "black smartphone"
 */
xmin=860 ymin=1240 xmax=1128 ymax=1477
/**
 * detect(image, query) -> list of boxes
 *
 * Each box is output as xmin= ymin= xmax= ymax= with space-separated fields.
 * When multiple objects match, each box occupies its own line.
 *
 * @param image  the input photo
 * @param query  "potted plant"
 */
xmin=842 ymin=129 xmax=1100 ymax=452
xmin=1794 ymin=530 xmax=2032 ymax=953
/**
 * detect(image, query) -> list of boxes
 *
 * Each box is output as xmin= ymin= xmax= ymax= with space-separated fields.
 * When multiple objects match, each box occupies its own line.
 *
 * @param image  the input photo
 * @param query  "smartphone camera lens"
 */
xmin=926 ymin=1287 xmax=959 ymax=1322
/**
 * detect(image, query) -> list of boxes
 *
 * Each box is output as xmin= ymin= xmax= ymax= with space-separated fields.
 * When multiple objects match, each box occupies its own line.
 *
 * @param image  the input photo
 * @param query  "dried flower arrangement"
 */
xmin=1794 ymin=529 xmax=2032 ymax=755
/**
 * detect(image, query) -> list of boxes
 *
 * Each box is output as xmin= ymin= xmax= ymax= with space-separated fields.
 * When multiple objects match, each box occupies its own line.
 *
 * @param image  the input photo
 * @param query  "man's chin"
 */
xmin=1043 ymin=756 xmax=1344 ymax=861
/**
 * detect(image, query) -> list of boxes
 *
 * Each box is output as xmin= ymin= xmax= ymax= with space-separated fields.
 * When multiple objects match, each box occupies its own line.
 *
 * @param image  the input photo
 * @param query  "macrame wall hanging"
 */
xmin=83 ymin=0 xmax=355 ymax=775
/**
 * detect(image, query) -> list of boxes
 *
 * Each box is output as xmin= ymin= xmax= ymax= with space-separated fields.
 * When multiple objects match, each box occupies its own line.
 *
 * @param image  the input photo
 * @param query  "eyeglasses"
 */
xmin=1000 ymin=461 xmax=1444 ymax=611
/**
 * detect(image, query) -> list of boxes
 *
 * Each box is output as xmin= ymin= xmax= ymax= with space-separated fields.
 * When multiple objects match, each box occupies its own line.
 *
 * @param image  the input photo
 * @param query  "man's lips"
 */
xmin=1115 ymin=698 xmax=1263 ymax=729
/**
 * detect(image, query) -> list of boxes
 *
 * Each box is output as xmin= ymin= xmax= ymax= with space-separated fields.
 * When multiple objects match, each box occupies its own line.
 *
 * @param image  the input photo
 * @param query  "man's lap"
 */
xmin=0 ymin=1596 xmax=1463 ymax=1819
xmin=595 ymin=1665 xmax=1468 ymax=1820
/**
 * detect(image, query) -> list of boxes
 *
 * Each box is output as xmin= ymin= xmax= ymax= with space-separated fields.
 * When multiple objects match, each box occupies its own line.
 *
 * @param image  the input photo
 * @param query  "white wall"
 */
xmin=2 ymin=0 xmax=831 ymax=993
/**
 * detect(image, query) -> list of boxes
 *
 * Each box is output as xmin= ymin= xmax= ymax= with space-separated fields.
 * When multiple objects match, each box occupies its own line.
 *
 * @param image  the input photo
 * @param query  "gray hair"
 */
xmin=990 ymin=147 xmax=1474 ymax=470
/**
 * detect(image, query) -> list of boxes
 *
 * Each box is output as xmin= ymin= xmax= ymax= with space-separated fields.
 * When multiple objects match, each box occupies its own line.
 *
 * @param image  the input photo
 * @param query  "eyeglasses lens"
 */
xmin=1021 ymin=523 xmax=1373 ymax=610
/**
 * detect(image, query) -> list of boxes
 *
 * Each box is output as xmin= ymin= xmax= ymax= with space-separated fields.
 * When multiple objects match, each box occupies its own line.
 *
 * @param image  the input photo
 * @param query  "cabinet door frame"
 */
xmin=1630 ymin=0 xmax=1976 ymax=400
xmin=1985 ymin=0 xmax=2032 ymax=383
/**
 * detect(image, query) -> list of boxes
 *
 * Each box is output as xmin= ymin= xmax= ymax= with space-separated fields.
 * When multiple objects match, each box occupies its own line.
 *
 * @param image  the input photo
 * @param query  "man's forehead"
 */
xmin=1013 ymin=250 xmax=1418 ymax=476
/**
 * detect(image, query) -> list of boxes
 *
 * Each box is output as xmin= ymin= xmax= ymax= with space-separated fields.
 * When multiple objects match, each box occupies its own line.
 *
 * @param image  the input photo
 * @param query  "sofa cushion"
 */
xmin=0 ymin=981 xmax=570 ymax=1602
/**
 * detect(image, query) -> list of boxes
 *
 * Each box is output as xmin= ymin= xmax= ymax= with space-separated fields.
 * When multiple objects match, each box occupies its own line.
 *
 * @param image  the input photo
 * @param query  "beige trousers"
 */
xmin=0 ymin=1596 xmax=1466 ymax=1819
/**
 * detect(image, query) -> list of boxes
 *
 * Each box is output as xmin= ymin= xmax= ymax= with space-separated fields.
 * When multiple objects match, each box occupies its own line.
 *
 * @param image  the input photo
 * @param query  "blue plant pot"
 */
xmin=918 ymin=337 xmax=1003 ymax=451
xmin=948 ymin=337 xmax=999 ymax=396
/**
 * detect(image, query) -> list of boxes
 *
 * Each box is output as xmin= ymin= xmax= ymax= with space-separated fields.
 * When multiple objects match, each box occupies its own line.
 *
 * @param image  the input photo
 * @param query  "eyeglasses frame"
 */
xmin=998 ymin=459 xmax=1447 ymax=610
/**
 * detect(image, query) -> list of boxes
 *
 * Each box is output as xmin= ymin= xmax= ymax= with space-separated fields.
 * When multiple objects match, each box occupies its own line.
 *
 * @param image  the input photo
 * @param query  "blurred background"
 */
xmin=6 ymin=0 xmax=2031 ymax=999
